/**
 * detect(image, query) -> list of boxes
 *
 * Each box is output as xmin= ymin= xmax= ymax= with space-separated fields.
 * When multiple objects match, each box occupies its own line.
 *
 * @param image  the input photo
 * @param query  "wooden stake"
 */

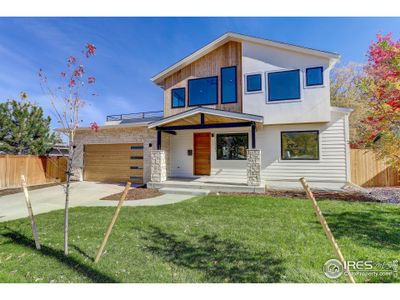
xmin=94 ymin=182 xmax=131 ymax=263
xmin=21 ymin=175 xmax=41 ymax=250
xmin=299 ymin=177 xmax=356 ymax=283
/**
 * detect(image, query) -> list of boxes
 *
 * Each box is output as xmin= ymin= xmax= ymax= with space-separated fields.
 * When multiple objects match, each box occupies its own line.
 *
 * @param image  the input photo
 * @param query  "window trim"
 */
xmin=305 ymin=66 xmax=324 ymax=87
xmin=280 ymin=130 xmax=320 ymax=161
xmin=188 ymin=76 xmax=219 ymax=107
xmin=171 ymin=87 xmax=186 ymax=108
xmin=221 ymin=66 xmax=237 ymax=104
xmin=266 ymin=69 xmax=302 ymax=103
xmin=244 ymin=72 xmax=263 ymax=94
xmin=216 ymin=132 xmax=249 ymax=161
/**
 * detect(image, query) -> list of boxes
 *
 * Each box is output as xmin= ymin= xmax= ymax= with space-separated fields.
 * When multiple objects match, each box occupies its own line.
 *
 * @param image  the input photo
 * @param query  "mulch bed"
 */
xmin=0 ymin=182 xmax=61 ymax=197
xmin=212 ymin=189 xmax=380 ymax=202
xmin=100 ymin=188 xmax=163 ymax=201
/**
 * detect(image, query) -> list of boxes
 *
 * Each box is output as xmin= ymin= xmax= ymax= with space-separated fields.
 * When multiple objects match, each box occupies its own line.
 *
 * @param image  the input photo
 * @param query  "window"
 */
xmin=306 ymin=66 xmax=323 ymax=86
xmin=246 ymin=74 xmax=262 ymax=92
xmin=216 ymin=133 xmax=248 ymax=160
xmin=188 ymin=76 xmax=218 ymax=106
xmin=171 ymin=88 xmax=185 ymax=108
xmin=281 ymin=131 xmax=319 ymax=160
xmin=221 ymin=66 xmax=237 ymax=103
xmin=267 ymin=69 xmax=300 ymax=101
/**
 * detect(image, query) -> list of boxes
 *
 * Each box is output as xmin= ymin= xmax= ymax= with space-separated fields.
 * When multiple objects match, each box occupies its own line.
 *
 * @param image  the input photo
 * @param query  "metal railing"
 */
xmin=106 ymin=110 xmax=164 ymax=122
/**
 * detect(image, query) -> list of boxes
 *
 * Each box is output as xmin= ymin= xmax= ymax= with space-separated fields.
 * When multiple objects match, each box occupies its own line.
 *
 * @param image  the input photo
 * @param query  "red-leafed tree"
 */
xmin=356 ymin=33 xmax=400 ymax=170
xmin=39 ymin=43 xmax=98 ymax=255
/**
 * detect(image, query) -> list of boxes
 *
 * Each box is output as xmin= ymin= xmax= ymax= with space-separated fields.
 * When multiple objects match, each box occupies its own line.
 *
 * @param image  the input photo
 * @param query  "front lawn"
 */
xmin=0 ymin=195 xmax=398 ymax=283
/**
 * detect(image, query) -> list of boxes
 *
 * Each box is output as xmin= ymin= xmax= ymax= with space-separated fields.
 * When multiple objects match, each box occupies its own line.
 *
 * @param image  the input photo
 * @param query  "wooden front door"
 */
xmin=193 ymin=132 xmax=211 ymax=176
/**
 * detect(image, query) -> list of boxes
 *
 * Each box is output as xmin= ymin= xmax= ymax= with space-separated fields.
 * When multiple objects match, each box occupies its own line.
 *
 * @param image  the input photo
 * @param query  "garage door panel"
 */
xmin=84 ymin=143 xmax=144 ymax=184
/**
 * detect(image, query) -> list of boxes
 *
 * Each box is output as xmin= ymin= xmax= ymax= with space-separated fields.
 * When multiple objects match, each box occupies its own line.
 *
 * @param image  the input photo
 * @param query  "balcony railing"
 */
xmin=106 ymin=110 xmax=164 ymax=122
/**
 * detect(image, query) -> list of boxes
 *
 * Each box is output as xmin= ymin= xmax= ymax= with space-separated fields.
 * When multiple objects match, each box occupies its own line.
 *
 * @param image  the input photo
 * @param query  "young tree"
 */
xmin=0 ymin=93 xmax=57 ymax=155
xmin=357 ymin=33 xmax=400 ymax=169
xmin=330 ymin=62 xmax=370 ymax=140
xmin=39 ymin=43 xmax=97 ymax=255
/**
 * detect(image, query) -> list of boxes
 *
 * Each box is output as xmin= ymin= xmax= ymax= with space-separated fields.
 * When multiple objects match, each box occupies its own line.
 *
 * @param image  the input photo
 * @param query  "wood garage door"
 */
xmin=83 ymin=143 xmax=143 ymax=184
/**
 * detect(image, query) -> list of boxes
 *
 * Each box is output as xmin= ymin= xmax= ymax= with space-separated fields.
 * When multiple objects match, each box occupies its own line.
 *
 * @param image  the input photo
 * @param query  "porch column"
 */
xmin=156 ymin=130 xmax=162 ymax=150
xmin=247 ymin=149 xmax=261 ymax=186
xmin=151 ymin=150 xmax=166 ymax=182
xmin=251 ymin=122 xmax=256 ymax=149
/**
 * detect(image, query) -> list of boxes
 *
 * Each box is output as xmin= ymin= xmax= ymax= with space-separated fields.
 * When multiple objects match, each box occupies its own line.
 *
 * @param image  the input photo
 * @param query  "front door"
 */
xmin=193 ymin=132 xmax=211 ymax=175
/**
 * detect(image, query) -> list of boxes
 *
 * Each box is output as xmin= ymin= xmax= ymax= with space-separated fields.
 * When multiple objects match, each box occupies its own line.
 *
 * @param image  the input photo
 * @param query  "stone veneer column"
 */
xmin=247 ymin=149 xmax=261 ymax=186
xmin=151 ymin=150 xmax=166 ymax=182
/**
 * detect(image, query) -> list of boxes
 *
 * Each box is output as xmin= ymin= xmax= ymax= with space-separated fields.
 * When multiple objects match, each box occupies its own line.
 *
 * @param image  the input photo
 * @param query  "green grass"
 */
xmin=0 ymin=195 xmax=399 ymax=283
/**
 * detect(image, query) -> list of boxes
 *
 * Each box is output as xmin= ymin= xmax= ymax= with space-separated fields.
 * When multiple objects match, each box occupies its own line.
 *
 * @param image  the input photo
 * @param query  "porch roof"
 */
xmin=147 ymin=107 xmax=263 ymax=129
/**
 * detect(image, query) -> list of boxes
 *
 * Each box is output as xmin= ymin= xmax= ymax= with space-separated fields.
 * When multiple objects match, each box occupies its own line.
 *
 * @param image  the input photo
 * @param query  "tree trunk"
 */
xmin=64 ymin=145 xmax=74 ymax=256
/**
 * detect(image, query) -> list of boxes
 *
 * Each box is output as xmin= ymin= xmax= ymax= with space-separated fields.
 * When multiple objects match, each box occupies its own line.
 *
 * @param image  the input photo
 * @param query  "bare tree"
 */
xmin=39 ymin=43 xmax=98 ymax=255
xmin=330 ymin=62 xmax=369 ymax=142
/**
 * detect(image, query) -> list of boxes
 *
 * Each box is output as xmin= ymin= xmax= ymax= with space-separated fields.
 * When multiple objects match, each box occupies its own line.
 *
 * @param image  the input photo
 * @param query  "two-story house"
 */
xmin=73 ymin=32 xmax=352 ymax=192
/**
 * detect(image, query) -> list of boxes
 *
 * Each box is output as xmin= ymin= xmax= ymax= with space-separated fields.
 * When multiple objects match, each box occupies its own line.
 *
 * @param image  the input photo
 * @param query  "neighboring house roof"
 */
xmin=151 ymin=32 xmax=341 ymax=86
xmin=148 ymin=107 xmax=264 ymax=128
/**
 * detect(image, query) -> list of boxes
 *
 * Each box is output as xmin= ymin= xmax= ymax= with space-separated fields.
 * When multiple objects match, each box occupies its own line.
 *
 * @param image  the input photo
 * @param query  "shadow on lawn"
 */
xmin=323 ymin=209 xmax=400 ymax=251
xmin=141 ymin=226 xmax=285 ymax=283
xmin=1 ymin=228 xmax=117 ymax=283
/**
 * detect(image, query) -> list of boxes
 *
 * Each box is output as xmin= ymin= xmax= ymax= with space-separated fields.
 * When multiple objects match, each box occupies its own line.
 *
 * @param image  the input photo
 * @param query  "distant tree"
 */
xmin=357 ymin=33 xmax=400 ymax=169
xmin=330 ymin=62 xmax=370 ymax=140
xmin=39 ymin=43 xmax=98 ymax=256
xmin=0 ymin=92 xmax=56 ymax=155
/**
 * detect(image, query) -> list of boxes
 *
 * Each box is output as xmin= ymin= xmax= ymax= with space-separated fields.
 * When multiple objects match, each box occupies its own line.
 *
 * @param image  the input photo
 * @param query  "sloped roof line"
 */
xmin=151 ymin=32 xmax=340 ymax=86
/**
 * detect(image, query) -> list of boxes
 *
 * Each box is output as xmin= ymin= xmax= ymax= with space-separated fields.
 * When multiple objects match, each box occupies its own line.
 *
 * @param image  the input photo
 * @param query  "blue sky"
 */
xmin=0 ymin=17 xmax=399 ymax=127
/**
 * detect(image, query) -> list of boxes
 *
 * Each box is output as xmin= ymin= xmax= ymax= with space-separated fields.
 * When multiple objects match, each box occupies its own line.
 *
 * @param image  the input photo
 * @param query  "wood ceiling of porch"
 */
xmin=159 ymin=113 xmax=250 ymax=127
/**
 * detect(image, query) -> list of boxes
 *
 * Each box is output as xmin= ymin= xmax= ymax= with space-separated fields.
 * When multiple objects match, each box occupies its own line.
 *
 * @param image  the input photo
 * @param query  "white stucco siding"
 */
xmin=241 ymin=41 xmax=332 ymax=125
xmin=259 ymin=111 xmax=348 ymax=189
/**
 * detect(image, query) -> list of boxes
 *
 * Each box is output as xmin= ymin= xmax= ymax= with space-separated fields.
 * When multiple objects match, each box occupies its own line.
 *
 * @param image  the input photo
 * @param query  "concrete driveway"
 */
xmin=0 ymin=181 xmax=192 ymax=222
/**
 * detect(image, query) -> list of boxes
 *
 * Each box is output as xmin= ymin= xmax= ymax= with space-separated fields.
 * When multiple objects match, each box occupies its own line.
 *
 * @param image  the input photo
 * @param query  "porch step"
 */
xmin=159 ymin=187 xmax=210 ymax=196
xmin=148 ymin=180 xmax=265 ymax=193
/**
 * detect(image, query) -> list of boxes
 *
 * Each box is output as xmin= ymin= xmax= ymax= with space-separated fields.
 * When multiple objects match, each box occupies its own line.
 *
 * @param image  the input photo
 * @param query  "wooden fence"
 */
xmin=0 ymin=155 xmax=67 ymax=189
xmin=350 ymin=149 xmax=400 ymax=187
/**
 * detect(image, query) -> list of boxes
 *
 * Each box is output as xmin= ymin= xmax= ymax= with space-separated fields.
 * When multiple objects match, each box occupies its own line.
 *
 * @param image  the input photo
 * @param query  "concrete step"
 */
xmin=149 ymin=181 xmax=265 ymax=193
xmin=159 ymin=187 xmax=210 ymax=196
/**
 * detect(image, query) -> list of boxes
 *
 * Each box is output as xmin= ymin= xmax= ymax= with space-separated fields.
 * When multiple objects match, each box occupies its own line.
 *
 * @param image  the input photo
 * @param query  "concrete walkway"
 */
xmin=0 ymin=181 xmax=193 ymax=222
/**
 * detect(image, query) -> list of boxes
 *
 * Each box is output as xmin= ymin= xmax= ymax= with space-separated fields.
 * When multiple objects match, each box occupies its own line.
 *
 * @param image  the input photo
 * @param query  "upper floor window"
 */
xmin=188 ymin=76 xmax=218 ymax=106
xmin=221 ymin=66 xmax=237 ymax=104
xmin=305 ymin=66 xmax=324 ymax=86
xmin=281 ymin=130 xmax=319 ymax=160
xmin=171 ymin=88 xmax=185 ymax=108
xmin=245 ymin=73 xmax=262 ymax=93
xmin=267 ymin=69 xmax=300 ymax=102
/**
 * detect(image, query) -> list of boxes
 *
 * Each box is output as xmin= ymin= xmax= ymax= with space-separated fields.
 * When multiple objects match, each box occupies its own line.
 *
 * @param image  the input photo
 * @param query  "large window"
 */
xmin=306 ymin=66 xmax=323 ymax=86
xmin=267 ymin=69 xmax=300 ymax=101
xmin=221 ymin=66 xmax=237 ymax=103
xmin=281 ymin=131 xmax=319 ymax=160
xmin=246 ymin=73 xmax=262 ymax=92
xmin=188 ymin=76 xmax=218 ymax=106
xmin=217 ymin=133 xmax=248 ymax=160
xmin=171 ymin=88 xmax=185 ymax=108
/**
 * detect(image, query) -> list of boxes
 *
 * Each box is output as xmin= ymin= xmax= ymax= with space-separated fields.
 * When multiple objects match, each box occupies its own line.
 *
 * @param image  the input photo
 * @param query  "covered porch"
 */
xmin=147 ymin=107 xmax=265 ymax=192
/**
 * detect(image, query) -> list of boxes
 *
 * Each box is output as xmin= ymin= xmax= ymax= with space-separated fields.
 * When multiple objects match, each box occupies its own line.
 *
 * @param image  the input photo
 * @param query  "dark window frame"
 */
xmin=171 ymin=87 xmax=186 ymax=108
xmin=216 ymin=132 xmax=249 ymax=161
xmin=188 ymin=76 xmax=219 ymax=107
xmin=221 ymin=66 xmax=237 ymax=104
xmin=305 ymin=66 xmax=324 ymax=86
xmin=245 ymin=73 xmax=263 ymax=93
xmin=267 ymin=69 xmax=301 ymax=102
xmin=280 ymin=130 xmax=320 ymax=161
